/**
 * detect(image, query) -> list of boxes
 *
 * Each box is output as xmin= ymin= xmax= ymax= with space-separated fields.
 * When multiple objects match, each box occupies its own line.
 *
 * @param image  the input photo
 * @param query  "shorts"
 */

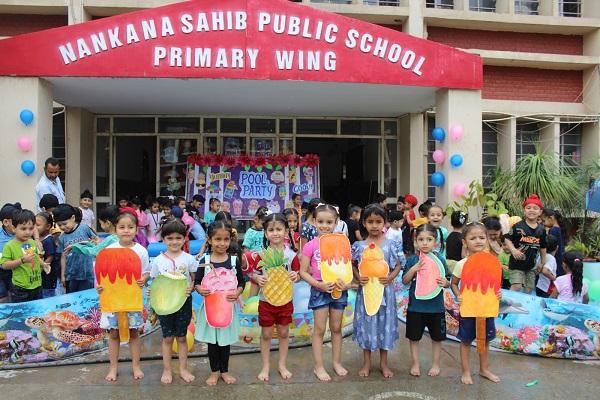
xmin=10 ymin=286 xmax=42 ymax=303
xmin=100 ymin=311 xmax=144 ymax=330
xmin=457 ymin=316 xmax=496 ymax=344
xmin=0 ymin=269 xmax=12 ymax=298
xmin=509 ymin=269 xmax=536 ymax=290
xmin=157 ymin=296 xmax=193 ymax=338
xmin=66 ymin=279 xmax=94 ymax=294
xmin=258 ymin=300 xmax=293 ymax=327
xmin=405 ymin=311 xmax=446 ymax=342
xmin=308 ymin=287 xmax=348 ymax=311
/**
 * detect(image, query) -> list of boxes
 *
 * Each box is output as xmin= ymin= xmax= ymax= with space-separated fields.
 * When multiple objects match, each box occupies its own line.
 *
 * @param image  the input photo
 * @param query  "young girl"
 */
xmin=450 ymin=222 xmax=501 ymax=385
xmin=98 ymin=211 xmax=150 ymax=381
xmin=204 ymin=198 xmax=221 ymax=225
xmin=242 ymin=206 xmax=268 ymax=252
xmin=402 ymin=224 xmax=450 ymax=377
xmin=299 ymin=203 xmax=349 ymax=382
xmin=299 ymin=199 xmax=322 ymax=252
xmin=352 ymin=204 xmax=405 ymax=378
xmin=283 ymin=207 xmax=300 ymax=250
xmin=551 ymin=250 xmax=589 ymax=304
xmin=252 ymin=213 xmax=300 ymax=382
xmin=36 ymin=212 xmax=60 ymax=298
xmin=446 ymin=211 xmax=467 ymax=262
xmin=542 ymin=208 xmax=567 ymax=276
xmin=130 ymin=197 xmax=149 ymax=247
xmin=71 ymin=205 xmax=120 ymax=258
xmin=427 ymin=205 xmax=448 ymax=258
xmin=194 ymin=221 xmax=244 ymax=386
xmin=146 ymin=198 xmax=163 ymax=243
xmin=54 ymin=204 xmax=98 ymax=293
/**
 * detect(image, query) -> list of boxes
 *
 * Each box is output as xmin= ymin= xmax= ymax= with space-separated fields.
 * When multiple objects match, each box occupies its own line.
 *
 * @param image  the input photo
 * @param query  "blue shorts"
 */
xmin=100 ymin=311 xmax=144 ymax=330
xmin=457 ymin=316 xmax=496 ymax=344
xmin=308 ymin=287 xmax=348 ymax=311
xmin=0 ymin=269 xmax=12 ymax=298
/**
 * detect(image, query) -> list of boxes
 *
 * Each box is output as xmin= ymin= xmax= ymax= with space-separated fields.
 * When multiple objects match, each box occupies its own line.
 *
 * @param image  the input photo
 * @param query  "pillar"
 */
xmin=65 ymin=107 xmax=94 ymax=204
xmin=403 ymin=0 xmax=425 ymax=38
xmin=497 ymin=117 xmax=516 ymax=170
xmin=540 ymin=117 xmax=560 ymax=154
xmin=408 ymin=112 xmax=427 ymax=202
xmin=435 ymin=88 xmax=482 ymax=206
xmin=0 ymin=77 xmax=53 ymax=210
xmin=68 ymin=0 xmax=91 ymax=25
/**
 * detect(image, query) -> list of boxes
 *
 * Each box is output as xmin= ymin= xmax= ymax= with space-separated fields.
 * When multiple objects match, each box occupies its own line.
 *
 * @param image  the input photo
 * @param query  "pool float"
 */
xmin=358 ymin=242 xmax=389 ymax=316
xmin=319 ymin=233 xmax=353 ymax=299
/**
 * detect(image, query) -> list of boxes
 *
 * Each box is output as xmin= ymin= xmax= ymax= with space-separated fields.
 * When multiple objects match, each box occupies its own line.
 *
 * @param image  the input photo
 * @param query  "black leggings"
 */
xmin=207 ymin=343 xmax=230 ymax=373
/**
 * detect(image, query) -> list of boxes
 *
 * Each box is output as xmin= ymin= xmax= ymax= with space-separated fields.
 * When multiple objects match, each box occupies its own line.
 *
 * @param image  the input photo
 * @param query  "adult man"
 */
xmin=35 ymin=158 xmax=65 ymax=211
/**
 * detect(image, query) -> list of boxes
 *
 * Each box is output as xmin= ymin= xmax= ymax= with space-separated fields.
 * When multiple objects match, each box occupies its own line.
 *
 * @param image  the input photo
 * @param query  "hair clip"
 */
xmin=264 ymin=209 xmax=273 ymax=216
xmin=574 ymin=258 xmax=581 ymax=262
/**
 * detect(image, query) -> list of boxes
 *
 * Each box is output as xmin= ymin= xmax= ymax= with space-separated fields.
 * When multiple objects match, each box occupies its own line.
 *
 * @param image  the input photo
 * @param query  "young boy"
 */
xmin=149 ymin=220 xmax=198 ymax=384
xmin=504 ymin=194 xmax=547 ymax=294
xmin=0 ymin=203 xmax=20 ymax=303
xmin=186 ymin=194 xmax=205 ymax=222
xmin=536 ymin=235 xmax=557 ymax=298
xmin=79 ymin=189 xmax=95 ymax=229
xmin=385 ymin=210 xmax=404 ymax=247
xmin=346 ymin=204 xmax=362 ymax=244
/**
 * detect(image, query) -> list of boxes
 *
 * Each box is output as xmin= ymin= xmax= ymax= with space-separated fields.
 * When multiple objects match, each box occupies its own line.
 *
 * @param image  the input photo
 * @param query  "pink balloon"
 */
xmin=450 ymin=124 xmax=464 ymax=140
xmin=17 ymin=136 xmax=32 ymax=152
xmin=453 ymin=183 xmax=467 ymax=198
xmin=432 ymin=149 xmax=445 ymax=164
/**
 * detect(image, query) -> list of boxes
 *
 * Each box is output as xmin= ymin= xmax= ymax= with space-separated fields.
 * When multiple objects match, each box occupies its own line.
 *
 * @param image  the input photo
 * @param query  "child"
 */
xmin=98 ymin=210 xmax=150 ymax=381
xmin=0 ymin=202 xmax=20 ymax=303
xmin=204 ymin=198 xmax=221 ymax=225
xmin=187 ymin=194 xmax=205 ymax=222
xmin=175 ymin=196 xmax=187 ymax=211
xmin=346 ymin=204 xmax=363 ymax=244
xmin=427 ymin=205 xmax=448 ymax=258
xmin=242 ymin=206 xmax=268 ymax=252
xmin=117 ymin=195 xmax=129 ymax=208
xmin=283 ymin=207 xmax=300 ymax=250
xmin=385 ymin=210 xmax=403 ymax=247
xmin=446 ymin=211 xmax=467 ymax=262
xmin=299 ymin=203 xmax=349 ymax=382
xmin=130 ymin=197 xmax=149 ymax=247
xmin=542 ymin=208 xmax=567 ymax=276
xmin=39 ymin=194 xmax=59 ymax=214
xmin=536 ymin=235 xmax=558 ymax=298
xmin=483 ymin=217 xmax=510 ymax=288
xmin=353 ymin=204 xmax=404 ymax=378
xmin=150 ymin=220 xmax=198 ymax=384
xmin=451 ymin=222 xmax=501 ymax=385
xmin=0 ymin=209 xmax=47 ymax=302
xmin=299 ymin=198 xmax=322 ymax=251
xmin=71 ymin=205 xmax=120 ymax=258
xmin=292 ymin=193 xmax=303 ymax=217
xmin=551 ymin=250 xmax=589 ymax=304
xmin=79 ymin=189 xmax=95 ymax=229
xmin=402 ymin=223 xmax=450 ymax=377
xmin=54 ymin=204 xmax=98 ymax=293
xmin=194 ymin=221 xmax=244 ymax=386
xmin=252 ymin=213 xmax=300 ymax=382
xmin=146 ymin=198 xmax=163 ymax=243
xmin=396 ymin=196 xmax=405 ymax=211
xmin=402 ymin=194 xmax=418 ymax=226
xmin=504 ymin=194 xmax=547 ymax=293
xmin=36 ymin=212 xmax=60 ymax=298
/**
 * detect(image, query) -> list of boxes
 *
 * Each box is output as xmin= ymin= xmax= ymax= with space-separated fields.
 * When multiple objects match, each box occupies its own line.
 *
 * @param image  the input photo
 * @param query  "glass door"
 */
xmin=159 ymin=138 xmax=198 ymax=197
xmin=114 ymin=136 xmax=157 ymax=201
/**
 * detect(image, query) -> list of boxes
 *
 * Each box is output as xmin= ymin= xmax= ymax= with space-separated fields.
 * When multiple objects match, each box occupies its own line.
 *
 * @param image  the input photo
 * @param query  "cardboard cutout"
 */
xmin=201 ymin=266 xmax=238 ymax=328
xmin=358 ymin=243 xmax=389 ymax=316
xmin=258 ymin=247 xmax=293 ymax=307
xmin=319 ymin=234 xmax=353 ymax=299
xmin=415 ymin=252 xmax=445 ymax=300
xmin=150 ymin=272 xmax=188 ymax=316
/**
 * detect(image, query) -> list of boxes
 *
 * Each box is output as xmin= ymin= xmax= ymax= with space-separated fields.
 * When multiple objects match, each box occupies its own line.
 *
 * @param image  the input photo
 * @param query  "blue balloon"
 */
xmin=19 ymin=109 xmax=34 ymax=126
xmin=450 ymin=154 xmax=464 ymax=168
xmin=20 ymin=160 xmax=35 ymax=176
xmin=431 ymin=172 xmax=445 ymax=187
xmin=147 ymin=242 xmax=167 ymax=258
xmin=432 ymin=127 xmax=446 ymax=142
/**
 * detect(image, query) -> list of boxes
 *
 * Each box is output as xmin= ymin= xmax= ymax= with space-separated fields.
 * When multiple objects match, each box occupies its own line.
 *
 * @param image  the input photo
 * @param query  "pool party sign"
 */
xmin=186 ymin=154 xmax=319 ymax=219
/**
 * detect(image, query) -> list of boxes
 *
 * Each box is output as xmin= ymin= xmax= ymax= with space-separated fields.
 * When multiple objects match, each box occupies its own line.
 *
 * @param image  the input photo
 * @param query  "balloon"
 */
xmin=20 ymin=160 xmax=35 ymax=176
xmin=453 ymin=183 xmax=467 ymax=197
xmin=430 ymin=172 xmax=445 ymax=187
xmin=172 ymin=330 xmax=195 ymax=353
xmin=432 ymin=150 xmax=445 ymax=164
xmin=147 ymin=242 xmax=167 ymax=257
xmin=19 ymin=109 xmax=34 ymax=126
xmin=17 ymin=136 xmax=33 ymax=152
xmin=432 ymin=127 xmax=446 ymax=142
xmin=450 ymin=124 xmax=464 ymax=140
xmin=450 ymin=154 xmax=463 ymax=168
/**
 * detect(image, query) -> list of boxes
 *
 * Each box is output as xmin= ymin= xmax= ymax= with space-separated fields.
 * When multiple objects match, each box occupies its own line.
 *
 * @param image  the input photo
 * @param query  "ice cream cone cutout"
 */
xmin=95 ymin=248 xmax=143 ymax=342
xmin=358 ymin=243 xmax=389 ymax=316
xmin=319 ymin=234 xmax=353 ymax=299
xmin=459 ymin=252 xmax=502 ymax=353
xmin=415 ymin=252 xmax=445 ymax=300
xmin=258 ymin=248 xmax=293 ymax=307
xmin=200 ymin=262 xmax=238 ymax=328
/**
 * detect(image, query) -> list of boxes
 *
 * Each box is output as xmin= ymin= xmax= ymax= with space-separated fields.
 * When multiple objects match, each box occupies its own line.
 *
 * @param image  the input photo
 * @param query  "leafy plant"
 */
xmin=445 ymin=181 xmax=509 ymax=220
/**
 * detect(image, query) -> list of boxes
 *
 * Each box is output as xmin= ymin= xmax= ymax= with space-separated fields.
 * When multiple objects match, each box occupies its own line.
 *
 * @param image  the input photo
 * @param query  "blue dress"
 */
xmin=351 ymin=239 xmax=405 ymax=351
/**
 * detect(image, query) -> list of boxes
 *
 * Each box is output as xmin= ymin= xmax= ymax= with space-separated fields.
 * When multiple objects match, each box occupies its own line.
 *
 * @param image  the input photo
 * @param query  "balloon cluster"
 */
xmin=430 ymin=124 xmax=466 ymax=196
xmin=18 ymin=109 xmax=36 ymax=176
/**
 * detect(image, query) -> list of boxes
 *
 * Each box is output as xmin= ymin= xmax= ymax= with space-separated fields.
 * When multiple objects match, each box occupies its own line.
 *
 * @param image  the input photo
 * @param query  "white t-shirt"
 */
xmin=385 ymin=227 xmax=403 ymax=246
xmin=555 ymin=273 xmax=589 ymax=303
xmin=79 ymin=207 xmax=95 ymax=229
xmin=150 ymin=252 xmax=199 ymax=284
xmin=334 ymin=220 xmax=348 ymax=236
xmin=536 ymin=253 xmax=557 ymax=293
xmin=107 ymin=242 xmax=150 ymax=273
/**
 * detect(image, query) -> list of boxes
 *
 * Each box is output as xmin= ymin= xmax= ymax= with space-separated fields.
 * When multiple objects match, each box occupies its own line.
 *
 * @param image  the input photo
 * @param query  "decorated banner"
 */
xmin=186 ymin=154 xmax=320 ymax=219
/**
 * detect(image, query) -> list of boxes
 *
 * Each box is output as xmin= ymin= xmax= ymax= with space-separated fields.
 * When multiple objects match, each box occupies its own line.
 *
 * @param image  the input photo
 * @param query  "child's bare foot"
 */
xmin=461 ymin=372 xmax=473 ymax=385
xmin=313 ymin=367 xmax=331 ymax=382
xmin=428 ymin=366 xmax=441 ymax=377
xmin=105 ymin=368 xmax=118 ymax=382
xmin=332 ymin=363 xmax=348 ymax=377
xmin=221 ymin=372 xmax=236 ymax=384
xmin=409 ymin=364 xmax=421 ymax=377
xmin=132 ymin=367 xmax=144 ymax=380
xmin=160 ymin=369 xmax=173 ymax=384
xmin=479 ymin=369 xmax=500 ymax=383
xmin=206 ymin=372 xmax=220 ymax=386
xmin=278 ymin=365 xmax=292 ymax=380
xmin=380 ymin=364 xmax=394 ymax=379
xmin=358 ymin=365 xmax=370 ymax=377
xmin=257 ymin=367 xmax=270 ymax=382
xmin=180 ymin=369 xmax=195 ymax=383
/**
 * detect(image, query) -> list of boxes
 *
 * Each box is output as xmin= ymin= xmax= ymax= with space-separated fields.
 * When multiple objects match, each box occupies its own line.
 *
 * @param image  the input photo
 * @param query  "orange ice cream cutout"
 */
xmin=319 ymin=234 xmax=353 ymax=299
xmin=358 ymin=242 xmax=389 ymax=316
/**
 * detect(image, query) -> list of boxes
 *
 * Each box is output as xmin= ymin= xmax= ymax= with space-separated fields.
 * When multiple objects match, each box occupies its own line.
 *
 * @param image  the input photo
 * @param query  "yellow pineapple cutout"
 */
xmin=358 ymin=243 xmax=389 ymax=316
xmin=259 ymin=247 xmax=293 ymax=307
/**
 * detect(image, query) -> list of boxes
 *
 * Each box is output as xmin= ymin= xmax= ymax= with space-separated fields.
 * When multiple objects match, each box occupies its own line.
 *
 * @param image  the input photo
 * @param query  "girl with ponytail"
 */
xmin=551 ymin=251 xmax=589 ymax=304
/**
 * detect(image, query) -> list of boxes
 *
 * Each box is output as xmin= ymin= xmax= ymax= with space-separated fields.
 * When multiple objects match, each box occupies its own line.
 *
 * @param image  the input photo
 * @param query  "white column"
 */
xmin=497 ymin=117 xmax=516 ymax=170
xmin=68 ymin=0 xmax=91 ymax=25
xmin=403 ymin=0 xmax=425 ymax=38
xmin=65 ymin=107 xmax=94 ymax=204
xmin=0 ymin=77 xmax=53 ymax=210
xmin=408 ymin=112 xmax=427 ymax=202
xmin=540 ymin=117 xmax=560 ymax=154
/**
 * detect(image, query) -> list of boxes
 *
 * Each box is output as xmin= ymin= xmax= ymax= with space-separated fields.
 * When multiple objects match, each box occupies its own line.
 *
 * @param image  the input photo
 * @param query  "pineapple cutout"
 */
xmin=258 ymin=247 xmax=293 ymax=307
xmin=358 ymin=243 xmax=389 ymax=316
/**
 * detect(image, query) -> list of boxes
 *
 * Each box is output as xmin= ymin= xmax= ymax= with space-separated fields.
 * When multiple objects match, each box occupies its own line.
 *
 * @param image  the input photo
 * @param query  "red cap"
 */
xmin=523 ymin=194 xmax=543 ymax=209
xmin=404 ymin=194 xmax=418 ymax=207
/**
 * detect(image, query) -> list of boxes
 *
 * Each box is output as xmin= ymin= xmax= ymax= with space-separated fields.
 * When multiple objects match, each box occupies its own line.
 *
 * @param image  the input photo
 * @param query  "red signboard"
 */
xmin=0 ymin=0 xmax=482 ymax=89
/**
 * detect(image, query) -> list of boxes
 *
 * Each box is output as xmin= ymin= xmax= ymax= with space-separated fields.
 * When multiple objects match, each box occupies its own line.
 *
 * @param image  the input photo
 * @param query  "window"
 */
xmin=427 ymin=117 xmax=437 ymax=201
xmin=516 ymin=121 xmax=539 ymax=160
xmin=158 ymin=117 xmax=200 ymax=133
xmin=470 ymin=0 xmax=496 ymax=12
xmin=383 ymin=139 xmax=398 ymax=197
xmin=426 ymin=0 xmax=454 ymax=9
xmin=515 ymin=0 xmax=538 ymax=15
xmin=560 ymin=0 xmax=581 ymax=17
xmin=365 ymin=0 xmax=402 ymax=6
xmin=297 ymin=119 xmax=337 ymax=135
xmin=340 ymin=120 xmax=380 ymax=135
xmin=482 ymin=122 xmax=498 ymax=191
xmin=113 ymin=117 xmax=155 ymax=133
xmin=560 ymin=123 xmax=582 ymax=165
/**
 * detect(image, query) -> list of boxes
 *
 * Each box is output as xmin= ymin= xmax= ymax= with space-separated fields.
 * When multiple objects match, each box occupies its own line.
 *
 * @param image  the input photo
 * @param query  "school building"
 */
xmin=0 ymin=0 xmax=598 ymax=216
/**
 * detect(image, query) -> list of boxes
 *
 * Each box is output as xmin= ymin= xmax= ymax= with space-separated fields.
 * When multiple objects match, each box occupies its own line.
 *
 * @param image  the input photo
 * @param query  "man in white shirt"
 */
xmin=35 ymin=158 xmax=65 ymax=211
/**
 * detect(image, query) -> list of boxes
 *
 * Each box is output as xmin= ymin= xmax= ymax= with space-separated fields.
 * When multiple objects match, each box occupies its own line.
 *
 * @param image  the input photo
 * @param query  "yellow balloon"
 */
xmin=172 ymin=330 xmax=195 ymax=353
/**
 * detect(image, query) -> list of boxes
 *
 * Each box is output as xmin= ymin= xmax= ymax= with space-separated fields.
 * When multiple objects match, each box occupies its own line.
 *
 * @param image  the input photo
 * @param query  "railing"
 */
xmin=560 ymin=0 xmax=581 ymax=17
xmin=514 ymin=0 xmax=539 ymax=15
xmin=469 ymin=0 xmax=496 ymax=12
xmin=425 ymin=0 xmax=454 ymax=9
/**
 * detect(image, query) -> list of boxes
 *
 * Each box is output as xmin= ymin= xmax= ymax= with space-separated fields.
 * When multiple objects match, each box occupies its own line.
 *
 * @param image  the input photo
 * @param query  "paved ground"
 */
xmin=1 ymin=325 xmax=598 ymax=400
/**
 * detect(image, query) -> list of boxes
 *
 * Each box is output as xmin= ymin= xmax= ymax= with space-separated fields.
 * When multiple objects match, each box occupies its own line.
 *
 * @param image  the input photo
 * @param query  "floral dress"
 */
xmin=351 ymin=239 xmax=405 ymax=351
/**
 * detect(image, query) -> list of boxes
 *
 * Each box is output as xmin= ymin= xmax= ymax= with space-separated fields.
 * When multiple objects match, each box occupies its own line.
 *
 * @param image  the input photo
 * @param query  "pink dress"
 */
xmin=554 ymin=273 xmax=588 ymax=303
